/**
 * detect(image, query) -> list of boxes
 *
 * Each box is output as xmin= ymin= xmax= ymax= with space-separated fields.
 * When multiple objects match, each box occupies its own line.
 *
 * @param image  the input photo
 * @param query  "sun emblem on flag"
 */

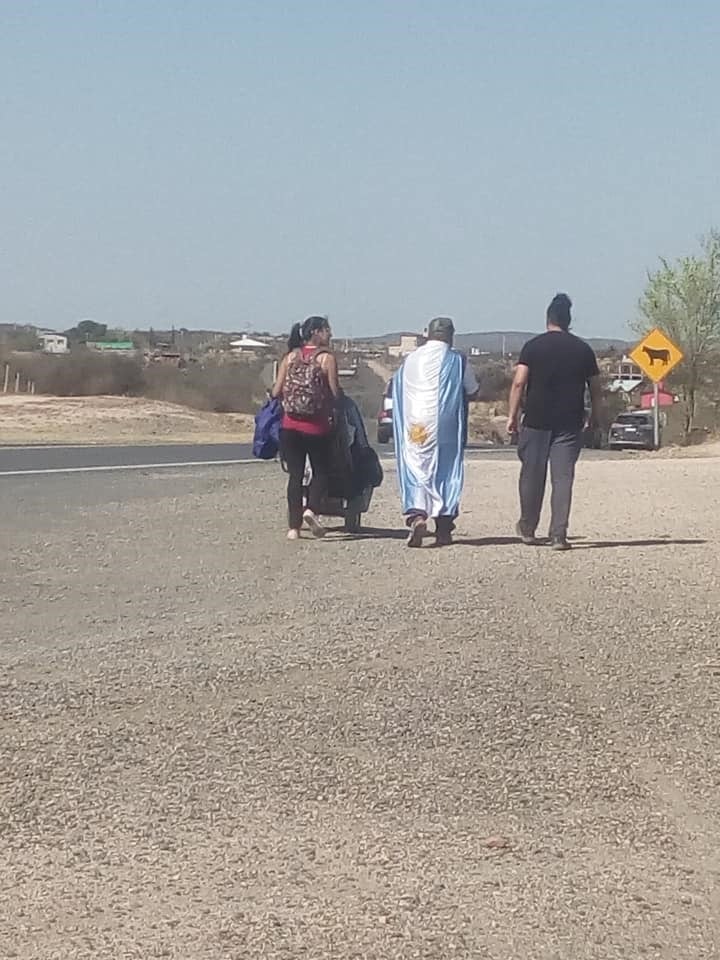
xmin=408 ymin=423 xmax=429 ymax=445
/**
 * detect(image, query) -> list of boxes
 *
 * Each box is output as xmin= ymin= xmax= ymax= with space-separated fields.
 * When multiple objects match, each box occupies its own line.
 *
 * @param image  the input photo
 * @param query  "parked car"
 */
xmin=608 ymin=411 xmax=656 ymax=450
xmin=377 ymin=379 xmax=393 ymax=444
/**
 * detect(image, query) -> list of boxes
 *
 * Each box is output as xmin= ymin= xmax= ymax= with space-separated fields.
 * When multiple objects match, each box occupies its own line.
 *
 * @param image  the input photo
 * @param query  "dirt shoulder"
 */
xmin=0 ymin=394 xmax=254 ymax=445
xmin=644 ymin=437 xmax=720 ymax=458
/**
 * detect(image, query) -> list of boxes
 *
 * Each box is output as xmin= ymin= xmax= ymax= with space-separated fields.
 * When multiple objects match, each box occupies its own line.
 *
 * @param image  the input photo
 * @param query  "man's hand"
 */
xmin=507 ymin=363 xmax=528 ymax=440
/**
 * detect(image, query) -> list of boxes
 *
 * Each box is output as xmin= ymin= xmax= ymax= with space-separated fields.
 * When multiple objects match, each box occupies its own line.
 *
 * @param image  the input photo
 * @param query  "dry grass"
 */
xmin=4 ymin=352 xmax=269 ymax=414
xmin=468 ymin=400 xmax=510 ymax=443
xmin=0 ymin=395 xmax=254 ymax=445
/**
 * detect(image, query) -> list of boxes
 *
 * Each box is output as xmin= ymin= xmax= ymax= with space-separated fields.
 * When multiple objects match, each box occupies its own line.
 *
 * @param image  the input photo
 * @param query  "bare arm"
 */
xmin=320 ymin=352 xmax=341 ymax=398
xmin=507 ymin=363 xmax=529 ymax=433
xmin=271 ymin=355 xmax=289 ymax=399
xmin=587 ymin=374 xmax=602 ymax=427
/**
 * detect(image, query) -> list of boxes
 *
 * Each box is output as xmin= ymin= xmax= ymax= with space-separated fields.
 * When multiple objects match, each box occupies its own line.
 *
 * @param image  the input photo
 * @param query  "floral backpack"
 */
xmin=283 ymin=349 xmax=330 ymax=418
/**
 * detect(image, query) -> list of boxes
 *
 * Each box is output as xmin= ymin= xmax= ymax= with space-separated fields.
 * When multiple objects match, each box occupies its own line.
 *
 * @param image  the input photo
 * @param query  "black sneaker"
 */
xmin=550 ymin=537 xmax=572 ymax=552
xmin=515 ymin=521 xmax=537 ymax=546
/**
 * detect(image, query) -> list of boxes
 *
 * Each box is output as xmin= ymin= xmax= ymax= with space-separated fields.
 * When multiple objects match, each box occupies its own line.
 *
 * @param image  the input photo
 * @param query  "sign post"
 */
xmin=629 ymin=328 xmax=684 ymax=450
xmin=653 ymin=382 xmax=660 ymax=449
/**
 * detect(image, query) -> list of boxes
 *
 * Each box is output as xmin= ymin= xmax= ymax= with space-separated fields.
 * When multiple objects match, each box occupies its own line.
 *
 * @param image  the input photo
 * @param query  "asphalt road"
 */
xmin=0 ymin=441 xmax=629 ymax=476
xmin=2 ymin=456 xmax=717 ymax=958
xmin=0 ymin=441 xmax=255 ymax=475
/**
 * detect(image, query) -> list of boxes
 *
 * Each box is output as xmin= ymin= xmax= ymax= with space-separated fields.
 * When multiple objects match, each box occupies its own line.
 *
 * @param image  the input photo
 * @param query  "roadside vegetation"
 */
xmin=634 ymin=230 xmax=720 ymax=441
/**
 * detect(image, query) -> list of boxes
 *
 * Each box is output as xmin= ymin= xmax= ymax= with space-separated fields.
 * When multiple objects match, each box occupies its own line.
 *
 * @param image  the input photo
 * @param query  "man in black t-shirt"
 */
xmin=507 ymin=293 xmax=601 ymax=550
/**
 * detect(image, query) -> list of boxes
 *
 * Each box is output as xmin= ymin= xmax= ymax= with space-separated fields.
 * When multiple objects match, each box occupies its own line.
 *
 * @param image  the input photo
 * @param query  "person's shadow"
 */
xmin=454 ymin=535 xmax=707 ymax=549
xmin=572 ymin=537 xmax=706 ymax=550
xmin=325 ymin=527 xmax=708 ymax=549
xmin=326 ymin=526 xmax=408 ymax=541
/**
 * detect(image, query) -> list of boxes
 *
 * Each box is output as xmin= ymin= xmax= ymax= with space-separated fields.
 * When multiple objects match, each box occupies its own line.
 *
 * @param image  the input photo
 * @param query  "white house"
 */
xmin=388 ymin=335 xmax=421 ymax=358
xmin=608 ymin=355 xmax=643 ymax=393
xmin=39 ymin=333 xmax=68 ymax=354
xmin=229 ymin=334 xmax=269 ymax=355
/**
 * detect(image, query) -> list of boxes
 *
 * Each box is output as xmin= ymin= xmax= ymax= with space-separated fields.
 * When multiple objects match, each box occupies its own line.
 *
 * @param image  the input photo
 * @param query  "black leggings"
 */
xmin=280 ymin=428 xmax=332 ymax=530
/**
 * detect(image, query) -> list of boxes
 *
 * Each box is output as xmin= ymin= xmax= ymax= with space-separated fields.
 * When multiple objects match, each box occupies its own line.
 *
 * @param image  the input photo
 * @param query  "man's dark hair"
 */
xmin=546 ymin=293 xmax=572 ymax=331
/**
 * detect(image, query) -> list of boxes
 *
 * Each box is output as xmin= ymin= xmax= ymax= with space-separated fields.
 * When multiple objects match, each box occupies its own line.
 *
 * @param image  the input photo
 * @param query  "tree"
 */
xmin=634 ymin=232 xmax=720 ymax=436
xmin=65 ymin=320 xmax=108 ymax=344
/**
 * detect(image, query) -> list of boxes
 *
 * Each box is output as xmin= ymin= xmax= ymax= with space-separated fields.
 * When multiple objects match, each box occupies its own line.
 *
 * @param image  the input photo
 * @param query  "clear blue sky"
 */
xmin=1 ymin=1 xmax=719 ymax=339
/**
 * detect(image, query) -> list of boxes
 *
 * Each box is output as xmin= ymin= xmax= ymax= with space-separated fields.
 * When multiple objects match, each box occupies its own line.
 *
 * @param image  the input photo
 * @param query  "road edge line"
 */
xmin=0 ymin=459 xmax=266 ymax=477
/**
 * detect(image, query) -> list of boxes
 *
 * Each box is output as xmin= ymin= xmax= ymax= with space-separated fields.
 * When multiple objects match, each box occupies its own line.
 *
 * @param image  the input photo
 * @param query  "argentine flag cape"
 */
xmin=392 ymin=341 xmax=467 ymax=519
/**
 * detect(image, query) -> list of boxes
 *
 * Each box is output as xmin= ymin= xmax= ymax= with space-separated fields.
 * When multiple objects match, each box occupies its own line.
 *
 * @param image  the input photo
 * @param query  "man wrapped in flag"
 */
xmin=392 ymin=317 xmax=479 ymax=547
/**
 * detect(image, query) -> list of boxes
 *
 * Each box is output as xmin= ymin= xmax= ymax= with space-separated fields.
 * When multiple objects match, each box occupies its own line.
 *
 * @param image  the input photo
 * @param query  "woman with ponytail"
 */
xmin=287 ymin=322 xmax=304 ymax=352
xmin=272 ymin=316 xmax=340 ymax=540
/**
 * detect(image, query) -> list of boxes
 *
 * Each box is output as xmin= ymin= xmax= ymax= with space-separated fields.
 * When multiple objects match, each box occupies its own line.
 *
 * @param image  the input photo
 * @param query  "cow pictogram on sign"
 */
xmin=629 ymin=328 xmax=684 ymax=384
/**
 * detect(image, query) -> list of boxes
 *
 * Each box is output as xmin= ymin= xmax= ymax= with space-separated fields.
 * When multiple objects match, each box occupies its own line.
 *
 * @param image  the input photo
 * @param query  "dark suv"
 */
xmin=608 ymin=411 xmax=656 ymax=450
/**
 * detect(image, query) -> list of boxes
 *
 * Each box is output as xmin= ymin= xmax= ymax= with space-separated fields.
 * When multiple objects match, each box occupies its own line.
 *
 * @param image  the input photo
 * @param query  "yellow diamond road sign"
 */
xmin=629 ymin=328 xmax=684 ymax=384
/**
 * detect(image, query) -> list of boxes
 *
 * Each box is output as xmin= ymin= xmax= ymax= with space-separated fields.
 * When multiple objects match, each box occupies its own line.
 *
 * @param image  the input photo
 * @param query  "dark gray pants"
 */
xmin=517 ymin=427 xmax=583 ymax=539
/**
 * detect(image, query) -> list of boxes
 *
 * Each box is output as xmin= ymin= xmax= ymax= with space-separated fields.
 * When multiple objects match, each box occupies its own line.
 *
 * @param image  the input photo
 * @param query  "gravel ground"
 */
xmin=1 ymin=456 xmax=720 ymax=959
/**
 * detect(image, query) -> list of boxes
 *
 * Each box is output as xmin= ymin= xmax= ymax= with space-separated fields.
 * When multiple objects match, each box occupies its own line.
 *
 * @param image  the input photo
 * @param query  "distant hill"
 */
xmin=363 ymin=330 xmax=630 ymax=354
xmin=454 ymin=331 xmax=630 ymax=354
xmin=362 ymin=332 xmax=418 ymax=344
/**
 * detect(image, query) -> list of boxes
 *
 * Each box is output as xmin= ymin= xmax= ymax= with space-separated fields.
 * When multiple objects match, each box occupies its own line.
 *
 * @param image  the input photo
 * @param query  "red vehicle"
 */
xmin=377 ymin=379 xmax=393 ymax=444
